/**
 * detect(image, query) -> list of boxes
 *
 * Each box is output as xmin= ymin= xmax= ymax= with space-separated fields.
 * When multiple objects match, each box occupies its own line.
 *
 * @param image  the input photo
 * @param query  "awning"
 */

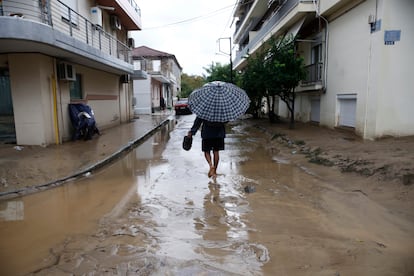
xmin=286 ymin=17 xmax=306 ymax=38
xmin=151 ymin=73 xmax=170 ymax=84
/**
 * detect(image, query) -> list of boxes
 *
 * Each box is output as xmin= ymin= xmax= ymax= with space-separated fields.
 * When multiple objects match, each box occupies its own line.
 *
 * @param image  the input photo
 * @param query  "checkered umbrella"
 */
xmin=188 ymin=81 xmax=250 ymax=122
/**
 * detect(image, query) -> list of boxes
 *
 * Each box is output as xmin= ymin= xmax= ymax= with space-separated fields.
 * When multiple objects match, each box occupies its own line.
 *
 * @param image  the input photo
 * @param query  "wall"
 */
xmin=133 ymin=78 xmax=151 ymax=114
xmin=9 ymin=54 xmax=55 ymax=146
xmin=322 ymin=0 xmax=372 ymax=133
xmin=322 ymin=0 xmax=414 ymax=139
xmin=57 ymin=64 xmax=121 ymax=141
xmin=78 ymin=66 xmax=120 ymax=128
xmin=370 ymin=0 xmax=414 ymax=138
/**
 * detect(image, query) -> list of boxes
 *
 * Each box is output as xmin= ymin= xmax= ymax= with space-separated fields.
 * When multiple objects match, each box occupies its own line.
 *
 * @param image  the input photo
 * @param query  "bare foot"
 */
xmin=208 ymin=167 xmax=215 ymax=178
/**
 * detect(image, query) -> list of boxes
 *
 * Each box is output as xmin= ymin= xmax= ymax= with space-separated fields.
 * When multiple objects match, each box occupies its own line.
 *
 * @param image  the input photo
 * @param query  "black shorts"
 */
xmin=202 ymin=138 xmax=224 ymax=152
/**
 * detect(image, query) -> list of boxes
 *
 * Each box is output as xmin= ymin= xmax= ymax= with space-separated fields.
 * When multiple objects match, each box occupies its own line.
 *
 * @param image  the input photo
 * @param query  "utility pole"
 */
xmin=218 ymin=37 xmax=233 ymax=83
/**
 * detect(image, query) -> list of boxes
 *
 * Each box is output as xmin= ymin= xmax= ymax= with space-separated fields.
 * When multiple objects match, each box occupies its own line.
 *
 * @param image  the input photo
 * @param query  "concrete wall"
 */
xmin=322 ymin=0 xmax=371 ymax=133
xmin=8 ymin=54 xmax=55 ymax=146
xmin=370 ymin=0 xmax=414 ymax=138
xmin=133 ymin=78 xmax=151 ymax=114
xmin=6 ymin=53 xmax=125 ymax=144
xmin=321 ymin=0 xmax=414 ymax=139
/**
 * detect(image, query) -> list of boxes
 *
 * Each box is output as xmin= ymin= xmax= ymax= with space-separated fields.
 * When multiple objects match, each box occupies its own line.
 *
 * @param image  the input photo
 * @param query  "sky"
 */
xmin=131 ymin=0 xmax=237 ymax=76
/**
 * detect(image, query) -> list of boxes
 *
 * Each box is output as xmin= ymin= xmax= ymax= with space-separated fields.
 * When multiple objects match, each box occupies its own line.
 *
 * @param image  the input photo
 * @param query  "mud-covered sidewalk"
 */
xmin=254 ymin=120 xmax=414 ymax=186
xmin=0 ymin=114 xmax=172 ymax=199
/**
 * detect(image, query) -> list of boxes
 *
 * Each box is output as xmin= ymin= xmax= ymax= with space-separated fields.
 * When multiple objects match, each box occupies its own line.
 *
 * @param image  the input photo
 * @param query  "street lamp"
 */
xmin=218 ymin=37 xmax=233 ymax=83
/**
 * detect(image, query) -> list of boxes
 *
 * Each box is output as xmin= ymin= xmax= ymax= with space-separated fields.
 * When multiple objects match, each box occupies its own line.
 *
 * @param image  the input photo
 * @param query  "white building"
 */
xmin=233 ymin=0 xmax=414 ymax=139
xmin=131 ymin=46 xmax=182 ymax=115
xmin=0 ymin=0 xmax=142 ymax=145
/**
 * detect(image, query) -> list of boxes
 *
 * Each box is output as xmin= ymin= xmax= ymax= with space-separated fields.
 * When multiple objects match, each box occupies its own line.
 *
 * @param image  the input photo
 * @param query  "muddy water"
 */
xmin=1 ymin=115 xmax=413 ymax=275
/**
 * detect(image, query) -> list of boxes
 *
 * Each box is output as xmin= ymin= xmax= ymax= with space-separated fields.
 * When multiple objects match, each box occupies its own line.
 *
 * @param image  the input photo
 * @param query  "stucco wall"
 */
xmin=371 ymin=0 xmax=414 ymax=138
xmin=9 ymin=54 xmax=55 ymax=146
xmin=133 ymin=78 xmax=151 ymax=114
xmin=322 ymin=0 xmax=414 ymax=139
xmin=322 ymin=0 xmax=372 ymax=134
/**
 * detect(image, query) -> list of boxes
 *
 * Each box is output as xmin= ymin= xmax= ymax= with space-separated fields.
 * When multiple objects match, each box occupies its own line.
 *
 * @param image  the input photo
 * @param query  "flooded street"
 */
xmin=1 ymin=114 xmax=413 ymax=275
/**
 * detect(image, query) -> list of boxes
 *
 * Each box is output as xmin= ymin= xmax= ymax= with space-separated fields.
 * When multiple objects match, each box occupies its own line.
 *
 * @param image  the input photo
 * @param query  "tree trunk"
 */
xmin=289 ymin=90 xmax=295 ymax=129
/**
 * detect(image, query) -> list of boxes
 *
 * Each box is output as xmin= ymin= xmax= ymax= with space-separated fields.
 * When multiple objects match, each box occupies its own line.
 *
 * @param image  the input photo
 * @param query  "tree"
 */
xmin=241 ymin=50 xmax=267 ymax=118
xmin=265 ymin=36 xmax=306 ymax=128
xmin=180 ymin=73 xmax=205 ymax=98
xmin=203 ymin=62 xmax=238 ymax=84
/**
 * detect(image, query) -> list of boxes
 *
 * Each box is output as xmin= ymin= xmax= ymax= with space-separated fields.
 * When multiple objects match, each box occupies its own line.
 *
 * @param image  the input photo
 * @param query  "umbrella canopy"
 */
xmin=188 ymin=81 xmax=250 ymax=122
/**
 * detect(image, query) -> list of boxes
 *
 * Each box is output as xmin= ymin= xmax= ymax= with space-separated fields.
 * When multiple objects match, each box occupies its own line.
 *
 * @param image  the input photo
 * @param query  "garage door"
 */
xmin=310 ymin=99 xmax=320 ymax=122
xmin=338 ymin=96 xmax=356 ymax=127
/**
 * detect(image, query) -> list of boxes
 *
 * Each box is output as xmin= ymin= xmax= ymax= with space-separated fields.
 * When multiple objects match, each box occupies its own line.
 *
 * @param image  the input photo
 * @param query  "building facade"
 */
xmin=131 ymin=46 xmax=182 ymax=115
xmin=233 ymin=0 xmax=414 ymax=139
xmin=0 ymin=0 xmax=142 ymax=145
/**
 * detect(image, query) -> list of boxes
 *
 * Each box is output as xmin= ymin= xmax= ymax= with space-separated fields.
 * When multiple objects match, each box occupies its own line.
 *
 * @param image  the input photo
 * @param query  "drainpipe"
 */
xmin=313 ymin=0 xmax=329 ymax=91
xmin=51 ymin=73 xmax=60 ymax=145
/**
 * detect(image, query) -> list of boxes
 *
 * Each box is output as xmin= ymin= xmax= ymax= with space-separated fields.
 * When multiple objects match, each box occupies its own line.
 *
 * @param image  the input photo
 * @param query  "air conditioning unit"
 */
xmin=90 ymin=6 xmax=102 ymax=27
xmin=127 ymin=37 xmax=135 ymax=48
xmin=58 ymin=63 xmax=76 ymax=81
xmin=110 ymin=15 xmax=121 ymax=30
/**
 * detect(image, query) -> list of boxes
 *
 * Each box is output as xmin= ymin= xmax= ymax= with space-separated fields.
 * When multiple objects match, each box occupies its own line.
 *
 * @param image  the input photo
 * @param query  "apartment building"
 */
xmin=233 ymin=0 xmax=414 ymax=139
xmin=131 ymin=46 xmax=182 ymax=115
xmin=0 ymin=0 xmax=142 ymax=145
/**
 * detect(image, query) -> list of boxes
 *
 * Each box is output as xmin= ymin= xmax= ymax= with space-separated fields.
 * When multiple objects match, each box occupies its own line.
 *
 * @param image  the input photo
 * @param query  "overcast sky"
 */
xmin=131 ymin=0 xmax=237 ymax=76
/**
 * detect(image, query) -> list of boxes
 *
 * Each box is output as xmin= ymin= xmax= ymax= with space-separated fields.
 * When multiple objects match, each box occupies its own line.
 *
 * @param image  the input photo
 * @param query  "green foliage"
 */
xmin=239 ymin=35 xmax=306 ymax=126
xmin=241 ymin=49 xmax=267 ymax=118
xmin=203 ymin=62 xmax=239 ymax=84
xmin=180 ymin=73 xmax=205 ymax=98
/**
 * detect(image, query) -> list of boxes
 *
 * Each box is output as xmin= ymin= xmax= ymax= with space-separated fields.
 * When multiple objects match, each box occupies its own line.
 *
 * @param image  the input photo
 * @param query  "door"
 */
xmin=310 ymin=98 xmax=320 ymax=122
xmin=338 ymin=96 xmax=356 ymax=127
xmin=0 ymin=69 xmax=16 ymax=142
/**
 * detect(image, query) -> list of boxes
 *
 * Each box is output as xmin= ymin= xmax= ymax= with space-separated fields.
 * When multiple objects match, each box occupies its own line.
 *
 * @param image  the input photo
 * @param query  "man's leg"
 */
xmin=212 ymin=150 xmax=219 ymax=176
xmin=204 ymin=151 xmax=215 ymax=177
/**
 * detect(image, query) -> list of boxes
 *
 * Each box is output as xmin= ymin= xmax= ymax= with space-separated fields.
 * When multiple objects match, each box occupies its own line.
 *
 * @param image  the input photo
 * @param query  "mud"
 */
xmin=0 ymin=115 xmax=413 ymax=275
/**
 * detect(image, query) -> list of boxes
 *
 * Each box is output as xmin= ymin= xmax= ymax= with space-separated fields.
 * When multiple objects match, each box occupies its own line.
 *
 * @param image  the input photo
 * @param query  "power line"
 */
xmin=142 ymin=4 xmax=234 ymax=30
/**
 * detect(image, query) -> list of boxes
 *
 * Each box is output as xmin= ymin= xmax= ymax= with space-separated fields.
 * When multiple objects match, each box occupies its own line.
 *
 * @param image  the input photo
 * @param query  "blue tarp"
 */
xmin=68 ymin=103 xmax=100 ymax=140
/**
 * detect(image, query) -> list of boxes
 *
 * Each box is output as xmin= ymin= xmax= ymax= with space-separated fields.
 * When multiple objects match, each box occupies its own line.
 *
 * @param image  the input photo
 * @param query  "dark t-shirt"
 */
xmin=190 ymin=117 xmax=226 ymax=139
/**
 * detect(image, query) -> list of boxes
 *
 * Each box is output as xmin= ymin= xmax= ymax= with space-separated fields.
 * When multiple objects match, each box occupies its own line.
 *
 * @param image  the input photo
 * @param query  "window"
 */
xmin=311 ymin=44 xmax=322 ymax=64
xmin=70 ymin=74 xmax=82 ymax=100
xmin=133 ymin=60 xmax=141 ymax=70
xmin=152 ymin=60 xmax=161 ymax=72
xmin=60 ymin=0 xmax=78 ymax=25
xmin=311 ymin=44 xmax=323 ymax=81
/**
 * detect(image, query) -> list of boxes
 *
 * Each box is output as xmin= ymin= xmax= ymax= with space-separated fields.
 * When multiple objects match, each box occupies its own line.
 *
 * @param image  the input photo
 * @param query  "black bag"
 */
xmin=182 ymin=136 xmax=192 ymax=151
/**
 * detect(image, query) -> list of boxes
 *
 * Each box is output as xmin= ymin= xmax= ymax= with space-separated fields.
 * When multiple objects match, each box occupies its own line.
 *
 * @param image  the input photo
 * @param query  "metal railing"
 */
xmin=0 ymin=0 xmax=132 ymax=63
xmin=303 ymin=62 xmax=323 ymax=84
xmin=234 ymin=0 xmax=315 ymax=64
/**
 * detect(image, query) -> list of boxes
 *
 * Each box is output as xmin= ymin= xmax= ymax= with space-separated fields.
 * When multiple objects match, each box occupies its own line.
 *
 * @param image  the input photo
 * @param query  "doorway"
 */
xmin=0 ymin=68 xmax=16 ymax=143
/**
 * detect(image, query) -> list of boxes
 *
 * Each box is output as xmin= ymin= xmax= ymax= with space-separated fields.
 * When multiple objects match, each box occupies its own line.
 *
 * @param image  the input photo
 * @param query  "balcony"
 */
xmin=296 ymin=62 xmax=324 ymax=92
xmin=233 ymin=0 xmax=315 ymax=68
xmin=303 ymin=62 xmax=323 ymax=84
xmin=96 ymin=0 xmax=142 ymax=30
xmin=0 ymin=0 xmax=139 ymax=74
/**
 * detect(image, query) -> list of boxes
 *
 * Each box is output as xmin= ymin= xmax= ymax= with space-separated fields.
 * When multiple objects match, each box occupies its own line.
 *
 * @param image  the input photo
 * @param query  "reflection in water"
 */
xmin=0 ymin=117 xmax=279 ymax=275
xmin=0 ymin=122 xmax=174 ymax=275
xmin=0 ymin=201 xmax=24 ymax=221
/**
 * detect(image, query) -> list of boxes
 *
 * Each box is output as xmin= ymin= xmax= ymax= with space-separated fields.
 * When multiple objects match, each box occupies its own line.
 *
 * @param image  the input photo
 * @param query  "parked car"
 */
xmin=174 ymin=98 xmax=192 ymax=115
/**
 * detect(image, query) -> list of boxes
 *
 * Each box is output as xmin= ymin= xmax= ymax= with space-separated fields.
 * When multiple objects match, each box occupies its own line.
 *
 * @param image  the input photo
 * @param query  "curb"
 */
xmin=0 ymin=118 xmax=171 ymax=200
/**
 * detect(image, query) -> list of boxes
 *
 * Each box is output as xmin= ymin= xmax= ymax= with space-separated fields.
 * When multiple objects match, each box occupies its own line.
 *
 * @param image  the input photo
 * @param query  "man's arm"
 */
xmin=188 ymin=117 xmax=203 ymax=137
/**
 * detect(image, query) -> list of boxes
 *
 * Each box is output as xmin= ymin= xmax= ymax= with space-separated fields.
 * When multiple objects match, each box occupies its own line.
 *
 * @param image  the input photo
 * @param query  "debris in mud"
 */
xmin=402 ymin=174 xmax=414 ymax=185
xmin=244 ymin=185 xmax=256 ymax=193
xmin=258 ymin=125 xmax=413 ymax=184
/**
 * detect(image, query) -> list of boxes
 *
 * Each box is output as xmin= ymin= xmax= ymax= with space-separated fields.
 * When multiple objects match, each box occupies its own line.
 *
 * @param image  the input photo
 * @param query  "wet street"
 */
xmin=1 ymin=114 xmax=413 ymax=275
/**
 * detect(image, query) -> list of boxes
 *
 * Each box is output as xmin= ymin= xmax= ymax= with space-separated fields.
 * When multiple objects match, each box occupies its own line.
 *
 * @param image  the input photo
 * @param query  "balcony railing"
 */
xmin=302 ymin=62 xmax=323 ymax=84
xmin=234 ymin=0 xmax=315 ymax=66
xmin=0 ymin=0 xmax=131 ymax=63
xmin=235 ymin=0 xmax=299 ymax=63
